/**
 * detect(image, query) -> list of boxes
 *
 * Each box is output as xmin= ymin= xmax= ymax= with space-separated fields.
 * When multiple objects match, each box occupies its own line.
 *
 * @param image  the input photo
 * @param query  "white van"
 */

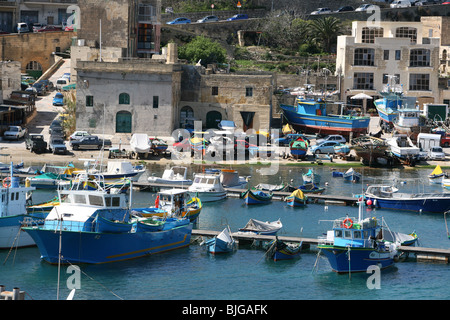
xmin=17 ymin=22 xmax=29 ymax=33
xmin=55 ymin=77 xmax=69 ymax=90
xmin=390 ymin=0 xmax=411 ymax=7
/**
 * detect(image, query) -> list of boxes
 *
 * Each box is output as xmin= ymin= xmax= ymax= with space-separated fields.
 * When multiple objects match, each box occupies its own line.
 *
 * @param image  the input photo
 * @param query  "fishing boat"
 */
xmin=130 ymin=133 xmax=151 ymax=154
xmin=241 ymin=189 xmax=273 ymax=205
xmin=90 ymin=161 xmax=145 ymax=182
xmin=219 ymin=169 xmax=249 ymax=189
xmin=28 ymin=172 xmax=70 ymax=189
xmin=204 ymin=226 xmax=236 ymax=254
xmin=351 ymin=136 xmax=392 ymax=166
xmin=147 ymin=166 xmax=192 ymax=186
xmin=343 ymin=168 xmax=361 ymax=183
xmin=280 ymin=98 xmax=370 ymax=137
xmin=0 ymin=164 xmax=46 ymax=249
xmin=266 ymin=238 xmax=302 ymax=261
xmin=188 ymin=173 xmax=227 ymax=202
xmin=253 ymin=183 xmax=285 ymax=192
xmin=386 ymin=134 xmax=420 ymax=163
xmin=302 ymin=169 xmax=321 ymax=184
xmin=27 ymin=196 xmax=59 ymax=213
xmin=364 ymin=184 xmax=450 ymax=213
xmin=238 ymin=218 xmax=282 ymax=235
xmin=333 ymin=143 xmax=350 ymax=157
xmin=285 ymin=189 xmax=307 ymax=207
xmin=318 ymin=200 xmax=400 ymax=273
xmin=428 ymin=165 xmax=445 ymax=184
xmin=149 ymin=137 xmax=168 ymax=155
xmin=22 ymin=182 xmax=193 ymax=264
xmin=289 ymin=137 xmax=309 ymax=159
xmin=132 ymin=188 xmax=202 ymax=222
xmin=284 ymin=182 xmax=325 ymax=194
xmin=393 ymin=107 xmax=432 ymax=140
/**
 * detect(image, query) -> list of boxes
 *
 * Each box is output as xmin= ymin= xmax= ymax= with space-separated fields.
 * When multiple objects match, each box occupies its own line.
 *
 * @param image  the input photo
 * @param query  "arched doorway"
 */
xmin=206 ymin=111 xmax=222 ymax=129
xmin=116 ymin=111 xmax=132 ymax=133
xmin=180 ymin=106 xmax=194 ymax=129
xmin=25 ymin=61 xmax=43 ymax=79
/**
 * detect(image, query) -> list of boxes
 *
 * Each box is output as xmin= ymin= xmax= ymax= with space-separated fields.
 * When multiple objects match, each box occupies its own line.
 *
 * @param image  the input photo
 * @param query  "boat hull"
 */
xmin=319 ymin=245 xmax=395 ymax=273
xmin=243 ymin=190 xmax=272 ymax=205
xmin=0 ymin=214 xmax=46 ymax=248
xmin=189 ymin=191 xmax=226 ymax=202
xmin=23 ymin=223 xmax=193 ymax=264
xmin=365 ymin=194 xmax=450 ymax=213
xmin=286 ymin=196 xmax=306 ymax=207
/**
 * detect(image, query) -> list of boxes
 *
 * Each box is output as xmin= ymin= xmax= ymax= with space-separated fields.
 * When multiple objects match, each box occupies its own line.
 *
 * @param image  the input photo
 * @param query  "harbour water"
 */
xmin=2 ymin=164 xmax=450 ymax=300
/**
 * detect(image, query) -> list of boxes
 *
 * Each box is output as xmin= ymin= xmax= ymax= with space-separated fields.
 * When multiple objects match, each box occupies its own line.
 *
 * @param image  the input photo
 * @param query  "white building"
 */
xmin=336 ymin=20 xmax=440 ymax=108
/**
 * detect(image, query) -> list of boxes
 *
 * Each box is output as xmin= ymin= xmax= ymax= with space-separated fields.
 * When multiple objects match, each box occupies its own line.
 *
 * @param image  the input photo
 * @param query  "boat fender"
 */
xmin=343 ymin=218 xmax=353 ymax=229
xmin=2 ymin=177 xmax=11 ymax=188
xmin=155 ymin=195 xmax=160 ymax=208
xmin=25 ymin=178 xmax=31 ymax=188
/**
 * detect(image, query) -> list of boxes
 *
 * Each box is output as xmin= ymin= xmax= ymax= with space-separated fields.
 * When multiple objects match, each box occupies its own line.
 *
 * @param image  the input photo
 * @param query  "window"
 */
xmin=153 ymin=96 xmax=159 ymax=108
xmin=353 ymin=231 xmax=362 ymax=239
xmin=119 ymin=93 xmax=130 ymax=104
xmin=410 ymin=49 xmax=430 ymax=67
xmin=354 ymin=48 xmax=375 ymax=66
xmin=395 ymin=27 xmax=417 ymax=44
xmin=361 ymin=27 xmax=383 ymax=44
xmin=212 ymin=86 xmax=218 ymax=96
xmin=245 ymin=87 xmax=253 ymax=97
xmin=344 ymin=230 xmax=352 ymax=238
xmin=383 ymin=50 xmax=389 ymax=60
xmin=395 ymin=50 xmax=401 ymax=60
xmin=86 ymin=95 xmax=94 ymax=107
xmin=335 ymin=230 xmax=342 ymax=237
xmin=409 ymin=74 xmax=430 ymax=91
xmin=353 ymin=73 xmax=374 ymax=90
xmin=89 ymin=195 xmax=104 ymax=206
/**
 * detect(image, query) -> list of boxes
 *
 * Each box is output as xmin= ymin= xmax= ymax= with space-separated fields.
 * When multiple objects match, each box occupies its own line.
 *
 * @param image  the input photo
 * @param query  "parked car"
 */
xmin=38 ymin=79 xmax=54 ymax=91
xmin=166 ymin=17 xmax=191 ymax=25
xmin=17 ymin=22 xmax=29 ymax=33
xmin=70 ymin=135 xmax=112 ymax=150
xmin=32 ymin=23 xmax=44 ymax=32
xmin=25 ymin=87 xmax=37 ymax=94
xmin=53 ymin=92 xmax=64 ymax=106
xmin=429 ymin=146 xmax=446 ymax=160
xmin=50 ymin=127 xmax=65 ymax=139
xmin=227 ymin=14 xmax=248 ymax=21
xmin=62 ymin=73 xmax=71 ymax=81
xmin=390 ymin=0 xmax=412 ymax=8
xmin=25 ymin=134 xmax=47 ymax=153
xmin=32 ymin=82 xmax=47 ymax=95
xmin=197 ymin=15 xmax=219 ymax=23
xmin=415 ymin=0 xmax=439 ymax=5
xmin=355 ymin=4 xmax=378 ymax=11
xmin=49 ymin=137 xmax=67 ymax=155
xmin=274 ymin=133 xmax=309 ymax=146
xmin=3 ymin=126 xmax=27 ymax=140
xmin=69 ymin=131 xmax=91 ymax=141
xmin=55 ymin=77 xmax=69 ymax=90
xmin=441 ymin=134 xmax=450 ymax=147
xmin=316 ymin=134 xmax=346 ymax=145
xmin=310 ymin=7 xmax=331 ymax=15
xmin=49 ymin=119 xmax=62 ymax=135
xmin=310 ymin=141 xmax=341 ymax=154
xmin=335 ymin=6 xmax=354 ymax=12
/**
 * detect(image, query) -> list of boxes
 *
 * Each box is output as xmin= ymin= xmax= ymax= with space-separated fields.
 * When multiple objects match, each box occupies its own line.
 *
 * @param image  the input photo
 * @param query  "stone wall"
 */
xmin=0 ymin=31 xmax=74 ymax=74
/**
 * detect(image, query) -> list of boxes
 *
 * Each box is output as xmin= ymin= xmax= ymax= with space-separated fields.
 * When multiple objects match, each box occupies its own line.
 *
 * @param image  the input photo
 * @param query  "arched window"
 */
xmin=180 ymin=106 xmax=194 ymax=128
xmin=119 ymin=93 xmax=130 ymax=105
xmin=25 ymin=61 xmax=43 ymax=79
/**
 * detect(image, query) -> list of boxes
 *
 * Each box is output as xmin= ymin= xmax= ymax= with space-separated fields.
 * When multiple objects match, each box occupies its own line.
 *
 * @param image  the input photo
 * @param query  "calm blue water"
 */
xmin=2 ymin=164 xmax=450 ymax=300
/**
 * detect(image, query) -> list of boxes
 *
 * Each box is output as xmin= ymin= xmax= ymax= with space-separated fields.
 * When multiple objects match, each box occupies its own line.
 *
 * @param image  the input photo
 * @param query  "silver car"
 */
xmin=197 ymin=15 xmax=219 ymax=23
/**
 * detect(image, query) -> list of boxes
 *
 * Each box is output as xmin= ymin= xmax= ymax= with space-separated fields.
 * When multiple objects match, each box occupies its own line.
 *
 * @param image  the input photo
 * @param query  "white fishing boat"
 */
xmin=188 ymin=173 xmax=227 ymax=202
xmin=130 ymin=133 xmax=151 ymax=153
xmin=90 ymin=161 xmax=145 ymax=182
xmin=386 ymin=134 xmax=420 ymax=160
xmin=147 ymin=166 xmax=192 ymax=186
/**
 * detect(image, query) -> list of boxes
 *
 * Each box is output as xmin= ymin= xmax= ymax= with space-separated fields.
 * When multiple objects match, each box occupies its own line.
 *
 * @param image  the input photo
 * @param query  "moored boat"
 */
xmin=365 ymin=184 xmax=450 ymax=213
xmin=266 ymin=238 xmax=302 ymax=261
xmin=204 ymin=226 xmax=236 ymax=254
xmin=428 ymin=165 xmax=445 ymax=184
xmin=90 ymin=161 xmax=145 ymax=182
xmin=238 ymin=218 xmax=282 ymax=235
xmin=147 ymin=166 xmax=192 ymax=186
xmin=302 ymin=169 xmax=321 ymax=184
xmin=343 ymin=167 xmax=361 ymax=182
xmin=241 ymin=189 xmax=273 ymax=205
xmin=188 ymin=173 xmax=227 ymax=202
xmin=285 ymin=189 xmax=307 ymax=207
xmin=289 ymin=136 xmax=309 ymax=159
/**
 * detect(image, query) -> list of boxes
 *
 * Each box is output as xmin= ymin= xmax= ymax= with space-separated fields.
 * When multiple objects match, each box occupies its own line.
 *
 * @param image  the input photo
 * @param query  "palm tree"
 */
xmin=308 ymin=16 xmax=343 ymax=53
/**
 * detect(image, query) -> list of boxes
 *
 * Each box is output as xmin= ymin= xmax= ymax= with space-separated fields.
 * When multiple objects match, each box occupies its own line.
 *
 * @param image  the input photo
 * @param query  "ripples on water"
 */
xmin=2 ymin=164 xmax=450 ymax=300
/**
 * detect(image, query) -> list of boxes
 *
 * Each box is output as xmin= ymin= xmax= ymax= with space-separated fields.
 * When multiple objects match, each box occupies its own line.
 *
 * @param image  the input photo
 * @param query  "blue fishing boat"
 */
xmin=134 ymin=218 xmax=165 ymax=232
xmin=343 ymin=167 xmax=361 ymax=182
xmin=365 ymin=185 xmax=450 ymax=213
xmin=280 ymin=98 xmax=370 ymax=137
xmin=318 ymin=200 xmax=400 ymax=273
xmin=242 ymin=189 xmax=273 ymax=205
xmin=289 ymin=136 xmax=309 ymax=159
xmin=22 ymin=183 xmax=193 ymax=264
xmin=285 ymin=189 xmax=307 ymax=207
xmin=267 ymin=238 xmax=303 ymax=261
xmin=302 ymin=169 xmax=321 ymax=185
xmin=204 ymin=226 xmax=236 ymax=254
xmin=0 ymin=164 xmax=46 ymax=249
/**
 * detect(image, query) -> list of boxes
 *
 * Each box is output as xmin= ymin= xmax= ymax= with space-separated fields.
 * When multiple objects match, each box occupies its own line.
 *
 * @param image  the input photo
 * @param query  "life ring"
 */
xmin=2 ymin=177 xmax=11 ymax=188
xmin=343 ymin=218 xmax=353 ymax=229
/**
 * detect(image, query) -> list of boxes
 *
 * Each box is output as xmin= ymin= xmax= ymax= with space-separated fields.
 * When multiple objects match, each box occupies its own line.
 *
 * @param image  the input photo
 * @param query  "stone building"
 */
xmin=336 ymin=20 xmax=440 ymax=107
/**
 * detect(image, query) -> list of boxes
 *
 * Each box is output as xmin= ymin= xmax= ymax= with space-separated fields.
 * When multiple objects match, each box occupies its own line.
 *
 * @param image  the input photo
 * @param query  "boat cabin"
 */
xmin=190 ymin=174 xmax=223 ymax=190
xmin=0 ymin=183 xmax=35 ymax=218
xmin=296 ymin=98 xmax=328 ymax=116
xmin=365 ymin=185 xmax=398 ymax=198
xmin=158 ymin=189 xmax=188 ymax=216
xmin=327 ymin=216 xmax=379 ymax=248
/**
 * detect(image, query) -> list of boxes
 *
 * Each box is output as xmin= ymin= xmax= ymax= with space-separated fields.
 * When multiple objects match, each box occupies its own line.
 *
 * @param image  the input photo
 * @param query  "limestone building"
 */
xmin=336 ymin=20 xmax=440 ymax=107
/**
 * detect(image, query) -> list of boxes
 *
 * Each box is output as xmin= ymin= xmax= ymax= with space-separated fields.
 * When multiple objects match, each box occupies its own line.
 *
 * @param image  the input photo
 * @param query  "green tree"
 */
xmin=62 ymin=90 xmax=77 ymax=136
xmin=178 ymin=36 xmax=227 ymax=66
xmin=308 ymin=17 xmax=343 ymax=53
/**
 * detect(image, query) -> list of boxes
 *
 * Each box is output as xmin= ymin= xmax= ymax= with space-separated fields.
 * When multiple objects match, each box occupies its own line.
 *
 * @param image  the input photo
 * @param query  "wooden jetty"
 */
xmin=192 ymin=229 xmax=450 ymax=263
xmin=133 ymin=182 xmax=358 ymax=206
